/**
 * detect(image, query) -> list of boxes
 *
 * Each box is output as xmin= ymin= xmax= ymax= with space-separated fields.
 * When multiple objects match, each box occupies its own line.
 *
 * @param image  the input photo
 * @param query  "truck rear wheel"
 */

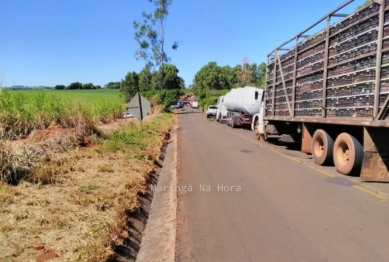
xmin=311 ymin=129 xmax=334 ymax=165
xmin=231 ymin=119 xmax=235 ymax=128
xmin=333 ymin=133 xmax=363 ymax=175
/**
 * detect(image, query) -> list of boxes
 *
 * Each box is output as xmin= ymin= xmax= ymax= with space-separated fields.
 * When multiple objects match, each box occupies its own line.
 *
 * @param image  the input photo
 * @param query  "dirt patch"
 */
xmin=99 ymin=118 xmax=137 ymax=132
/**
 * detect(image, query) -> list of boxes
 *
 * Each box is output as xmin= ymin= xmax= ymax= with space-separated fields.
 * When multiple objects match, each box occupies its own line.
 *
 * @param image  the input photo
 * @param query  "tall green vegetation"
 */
xmin=142 ymin=89 xmax=183 ymax=107
xmin=119 ymin=64 xmax=184 ymax=106
xmin=133 ymin=0 xmax=179 ymax=90
xmin=192 ymin=61 xmax=266 ymax=94
xmin=104 ymin=82 xmax=120 ymax=89
xmin=191 ymin=60 xmax=266 ymax=109
xmin=0 ymin=91 xmax=123 ymax=139
xmin=54 ymin=82 xmax=102 ymax=90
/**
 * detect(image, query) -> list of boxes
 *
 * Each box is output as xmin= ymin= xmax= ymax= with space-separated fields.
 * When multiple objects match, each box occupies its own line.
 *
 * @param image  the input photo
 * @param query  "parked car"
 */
xmin=123 ymin=112 xmax=134 ymax=118
xmin=191 ymin=101 xmax=199 ymax=109
xmin=171 ymin=101 xmax=184 ymax=109
xmin=206 ymin=105 xmax=217 ymax=118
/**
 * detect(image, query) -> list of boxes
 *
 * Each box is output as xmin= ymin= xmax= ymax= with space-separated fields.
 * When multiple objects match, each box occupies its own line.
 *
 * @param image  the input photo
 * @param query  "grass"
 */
xmin=0 ymin=112 xmax=174 ymax=261
xmin=7 ymin=89 xmax=122 ymax=103
xmin=0 ymin=89 xmax=124 ymax=139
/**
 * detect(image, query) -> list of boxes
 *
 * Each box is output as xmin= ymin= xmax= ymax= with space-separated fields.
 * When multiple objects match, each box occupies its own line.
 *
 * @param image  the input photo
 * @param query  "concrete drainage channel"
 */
xmin=135 ymin=123 xmax=179 ymax=262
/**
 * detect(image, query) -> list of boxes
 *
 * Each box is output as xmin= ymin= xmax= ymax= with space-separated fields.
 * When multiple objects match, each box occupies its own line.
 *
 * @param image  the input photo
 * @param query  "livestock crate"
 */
xmin=329 ymin=31 xmax=377 ymax=57
xmin=274 ymin=110 xmax=290 ymax=117
xmin=295 ymin=109 xmax=322 ymax=117
xmin=296 ymin=90 xmax=323 ymax=100
xmin=297 ymin=31 xmax=326 ymax=52
xmin=329 ymin=3 xmax=380 ymax=36
xmin=295 ymin=99 xmax=323 ymax=109
xmin=327 ymin=82 xmax=375 ymax=97
xmin=329 ymin=16 xmax=379 ymax=46
xmin=326 ymin=107 xmax=373 ymax=117
xmin=381 ymin=80 xmax=389 ymax=93
xmin=326 ymin=95 xmax=374 ymax=108
xmin=328 ymin=44 xmax=377 ymax=66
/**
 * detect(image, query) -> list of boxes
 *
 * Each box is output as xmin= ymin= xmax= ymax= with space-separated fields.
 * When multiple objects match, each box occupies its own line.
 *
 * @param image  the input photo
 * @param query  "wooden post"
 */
xmin=138 ymin=92 xmax=144 ymax=131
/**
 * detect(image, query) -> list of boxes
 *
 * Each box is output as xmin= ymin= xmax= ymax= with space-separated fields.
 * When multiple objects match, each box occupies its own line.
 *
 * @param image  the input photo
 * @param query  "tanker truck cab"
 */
xmin=252 ymin=88 xmax=266 ymax=138
xmin=216 ymin=96 xmax=228 ymax=123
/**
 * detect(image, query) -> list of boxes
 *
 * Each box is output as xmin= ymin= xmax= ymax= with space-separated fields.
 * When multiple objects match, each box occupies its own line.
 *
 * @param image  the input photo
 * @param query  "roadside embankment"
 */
xmin=0 ymin=113 xmax=174 ymax=261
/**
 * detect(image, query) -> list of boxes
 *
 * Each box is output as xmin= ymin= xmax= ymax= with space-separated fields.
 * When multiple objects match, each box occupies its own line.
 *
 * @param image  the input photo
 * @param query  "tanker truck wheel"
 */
xmin=254 ymin=119 xmax=261 ymax=140
xmin=231 ymin=120 xmax=235 ymax=128
xmin=311 ymin=129 xmax=334 ymax=165
xmin=333 ymin=133 xmax=363 ymax=175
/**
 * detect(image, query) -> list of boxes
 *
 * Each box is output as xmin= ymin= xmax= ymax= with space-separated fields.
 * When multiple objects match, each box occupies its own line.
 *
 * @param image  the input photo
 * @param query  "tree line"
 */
xmin=191 ymin=61 xmax=266 ymax=95
xmin=119 ymin=64 xmax=184 ymax=102
xmin=53 ymin=82 xmax=123 ymax=90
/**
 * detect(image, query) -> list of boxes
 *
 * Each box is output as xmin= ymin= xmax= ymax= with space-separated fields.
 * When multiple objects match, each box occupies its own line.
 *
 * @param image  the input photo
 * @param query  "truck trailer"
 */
xmin=253 ymin=0 xmax=389 ymax=182
xmin=224 ymin=86 xmax=264 ymax=128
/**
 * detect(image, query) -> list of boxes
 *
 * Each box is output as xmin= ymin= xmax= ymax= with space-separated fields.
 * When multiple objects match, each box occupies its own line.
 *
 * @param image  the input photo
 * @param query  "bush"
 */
xmin=141 ymin=89 xmax=183 ymax=108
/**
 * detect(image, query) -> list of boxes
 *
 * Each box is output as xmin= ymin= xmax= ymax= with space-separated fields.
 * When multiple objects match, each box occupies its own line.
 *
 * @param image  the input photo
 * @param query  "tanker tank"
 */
xmin=224 ymin=86 xmax=263 ymax=115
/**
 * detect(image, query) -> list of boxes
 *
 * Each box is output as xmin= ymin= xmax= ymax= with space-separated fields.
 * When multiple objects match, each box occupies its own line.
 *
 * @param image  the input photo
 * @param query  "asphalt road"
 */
xmin=175 ymin=109 xmax=389 ymax=262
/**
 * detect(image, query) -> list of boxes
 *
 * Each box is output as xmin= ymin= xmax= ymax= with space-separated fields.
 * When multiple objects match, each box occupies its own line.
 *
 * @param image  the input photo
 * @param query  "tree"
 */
xmin=104 ymin=82 xmax=120 ymax=89
xmin=82 ymin=83 xmax=94 ymax=90
xmin=235 ymin=58 xmax=252 ymax=87
xmin=193 ymin=62 xmax=231 ymax=92
xmin=222 ymin=65 xmax=238 ymax=89
xmin=133 ymin=0 xmax=179 ymax=90
xmin=95 ymin=85 xmax=102 ymax=89
xmin=120 ymin=72 xmax=139 ymax=102
xmin=257 ymin=62 xmax=267 ymax=88
xmin=139 ymin=64 xmax=153 ymax=91
xmin=148 ymin=64 xmax=182 ymax=90
xmin=67 ymin=82 xmax=82 ymax=90
xmin=179 ymin=77 xmax=185 ymax=89
xmin=54 ymin=85 xmax=66 ymax=90
xmin=161 ymin=64 xmax=181 ymax=89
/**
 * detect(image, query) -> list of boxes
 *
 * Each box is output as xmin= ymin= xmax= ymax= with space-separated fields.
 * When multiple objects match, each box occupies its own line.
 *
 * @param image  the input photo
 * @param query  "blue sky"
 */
xmin=0 ymin=0 xmax=366 ymax=87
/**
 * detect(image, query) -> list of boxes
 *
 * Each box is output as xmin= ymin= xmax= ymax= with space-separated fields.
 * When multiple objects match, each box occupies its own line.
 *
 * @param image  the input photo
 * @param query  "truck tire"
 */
xmin=311 ymin=129 xmax=334 ymax=165
xmin=254 ymin=119 xmax=261 ymax=140
xmin=333 ymin=133 xmax=364 ymax=175
xmin=231 ymin=119 xmax=235 ymax=128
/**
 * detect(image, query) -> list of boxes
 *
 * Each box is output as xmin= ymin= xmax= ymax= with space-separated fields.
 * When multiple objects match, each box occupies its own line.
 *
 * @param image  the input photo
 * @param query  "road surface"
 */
xmin=175 ymin=109 xmax=389 ymax=262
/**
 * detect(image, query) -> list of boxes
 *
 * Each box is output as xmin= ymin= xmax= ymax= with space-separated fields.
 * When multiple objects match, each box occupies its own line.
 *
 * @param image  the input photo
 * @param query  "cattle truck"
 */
xmin=253 ymin=0 xmax=389 ymax=182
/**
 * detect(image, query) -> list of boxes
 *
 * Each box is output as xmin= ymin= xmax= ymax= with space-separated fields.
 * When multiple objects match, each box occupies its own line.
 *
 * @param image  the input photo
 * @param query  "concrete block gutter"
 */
xmin=136 ymin=124 xmax=178 ymax=262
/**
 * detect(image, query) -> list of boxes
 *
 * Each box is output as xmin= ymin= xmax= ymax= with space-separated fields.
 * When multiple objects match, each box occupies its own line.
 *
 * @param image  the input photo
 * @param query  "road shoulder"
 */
xmin=136 ymin=121 xmax=178 ymax=262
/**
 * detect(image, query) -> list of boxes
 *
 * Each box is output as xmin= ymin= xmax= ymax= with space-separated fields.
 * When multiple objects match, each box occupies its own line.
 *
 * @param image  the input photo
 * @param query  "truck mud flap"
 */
xmin=361 ymin=152 xmax=389 ymax=182
xmin=361 ymin=127 xmax=389 ymax=182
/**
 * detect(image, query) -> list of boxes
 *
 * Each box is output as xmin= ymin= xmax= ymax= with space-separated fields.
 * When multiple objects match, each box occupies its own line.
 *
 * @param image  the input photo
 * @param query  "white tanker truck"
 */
xmin=223 ymin=86 xmax=264 ymax=128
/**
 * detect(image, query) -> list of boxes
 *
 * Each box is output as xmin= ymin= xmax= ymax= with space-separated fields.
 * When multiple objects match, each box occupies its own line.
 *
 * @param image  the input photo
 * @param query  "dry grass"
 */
xmin=0 ymin=113 xmax=174 ymax=261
